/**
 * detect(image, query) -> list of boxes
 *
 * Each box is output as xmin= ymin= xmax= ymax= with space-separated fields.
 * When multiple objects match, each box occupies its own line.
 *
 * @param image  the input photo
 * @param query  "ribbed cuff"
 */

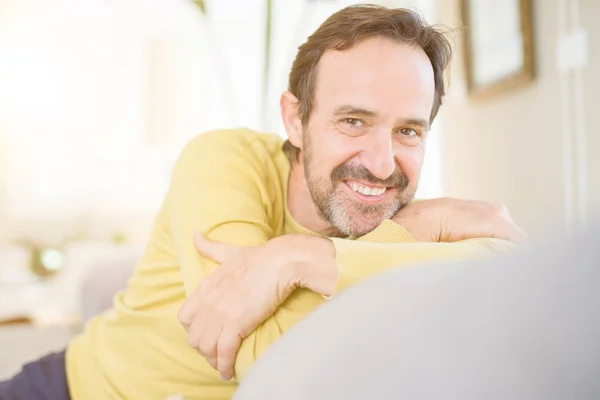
xmin=328 ymin=238 xmax=360 ymax=296
xmin=357 ymin=219 xmax=416 ymax=243
xmin=321 ymin=220 xmax=415 ymax=299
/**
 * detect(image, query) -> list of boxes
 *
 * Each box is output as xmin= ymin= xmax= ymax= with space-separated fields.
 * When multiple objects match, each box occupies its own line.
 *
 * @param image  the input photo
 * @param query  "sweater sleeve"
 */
xmin=234 ymin=220 xmax=517 ymax=381
xmin=167 ymin=130 xmax=276 ymax=296
xmin=331 ymin=219 xmax=518 ymax=293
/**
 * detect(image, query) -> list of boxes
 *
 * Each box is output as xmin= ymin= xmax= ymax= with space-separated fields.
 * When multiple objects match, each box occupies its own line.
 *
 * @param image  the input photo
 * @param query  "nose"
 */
xmin=358 ymin=130 xmax=396 ymax=181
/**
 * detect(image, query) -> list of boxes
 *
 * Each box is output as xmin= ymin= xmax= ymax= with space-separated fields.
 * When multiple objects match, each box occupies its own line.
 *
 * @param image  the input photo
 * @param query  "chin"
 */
xmin=332 ymin=213 xmax=388 ymax=238
xmin=323 ymin=192 xmax=400 ymax=237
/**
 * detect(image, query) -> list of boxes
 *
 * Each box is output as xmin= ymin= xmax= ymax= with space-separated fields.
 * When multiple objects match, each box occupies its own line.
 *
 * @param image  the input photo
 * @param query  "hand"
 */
xmin=177 ymin=234 xmax=314 ymax=381
xmin=393 ymin=198 xmax=528 ymax=243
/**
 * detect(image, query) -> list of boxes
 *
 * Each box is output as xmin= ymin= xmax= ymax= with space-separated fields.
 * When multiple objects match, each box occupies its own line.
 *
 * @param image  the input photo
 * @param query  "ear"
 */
xmin=280 ymin=91 xmax=303 ymax=149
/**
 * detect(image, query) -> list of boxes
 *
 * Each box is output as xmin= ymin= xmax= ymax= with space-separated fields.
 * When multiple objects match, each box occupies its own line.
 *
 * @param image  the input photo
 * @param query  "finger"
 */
xmin=178 ymin=290 xmax=203 ymax=331
xmin=186 ymin=311 xmax=207 ymax=355
xmin=177 ymin=279 xmax=210 ymax=330
xmin=217 ymin=328 xmax=242 ymax=381
xmin=193 ymin=233 xmax=235 ymax=263
xmin=492 ymin=205 xmax=528 ymax=244
xmin=510 ymin=226 xmax=529 ymax=244
xmin=197 ymin=316 xmax=223 ymax=371
xmin=187 ymin=308 xmax=220 ymax=370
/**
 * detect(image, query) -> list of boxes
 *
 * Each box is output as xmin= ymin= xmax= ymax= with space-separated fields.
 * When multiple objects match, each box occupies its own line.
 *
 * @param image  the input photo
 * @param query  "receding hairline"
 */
xmin=307 ymin=35 xmax=438 ymax=119
xmin=308 ymin=38 xmax=436 ymax=125
xmin=283 ymin=5 xmax=453 ymax=161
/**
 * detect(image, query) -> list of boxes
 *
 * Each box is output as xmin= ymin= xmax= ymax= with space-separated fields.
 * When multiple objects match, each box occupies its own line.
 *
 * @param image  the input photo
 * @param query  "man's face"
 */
xmin=302 ymin=37 xmax=435 ymax=237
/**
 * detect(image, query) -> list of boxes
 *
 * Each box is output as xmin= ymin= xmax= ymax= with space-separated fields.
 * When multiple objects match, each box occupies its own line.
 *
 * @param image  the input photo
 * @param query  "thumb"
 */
xmin=193 ymin=233 xmax=235 ymax=263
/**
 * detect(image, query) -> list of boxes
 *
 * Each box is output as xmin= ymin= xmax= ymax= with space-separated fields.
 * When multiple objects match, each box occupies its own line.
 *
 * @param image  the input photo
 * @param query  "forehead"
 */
xmin=314 ymin=37 xmax=435 ymax=119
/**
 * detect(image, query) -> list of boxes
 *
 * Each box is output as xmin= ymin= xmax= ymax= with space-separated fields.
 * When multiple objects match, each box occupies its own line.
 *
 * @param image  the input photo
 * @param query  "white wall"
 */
xmin=0 ymin=0 xmax=229 ymax=246
xmin=581 ymin=0 xmax=600 ymax=211
xmin=435 ymin=0 xmax=598 ymax=236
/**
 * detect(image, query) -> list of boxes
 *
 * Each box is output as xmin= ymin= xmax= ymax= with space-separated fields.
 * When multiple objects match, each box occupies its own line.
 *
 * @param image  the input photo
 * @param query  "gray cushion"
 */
xmin=235 ymin=221 xmax=600 ymax=400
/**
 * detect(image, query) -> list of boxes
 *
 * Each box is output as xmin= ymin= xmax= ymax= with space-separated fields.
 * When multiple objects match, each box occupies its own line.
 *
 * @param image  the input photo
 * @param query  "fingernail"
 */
xmin=221 ymin=374 xmax=230 ymax=381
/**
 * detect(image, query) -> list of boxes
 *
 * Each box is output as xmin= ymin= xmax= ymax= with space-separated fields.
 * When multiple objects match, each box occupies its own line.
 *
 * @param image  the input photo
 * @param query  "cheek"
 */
xmin=309 ymin=127 xmax=358 ymax=176
xmin=395 ymin=146 xmax=424 ymax=182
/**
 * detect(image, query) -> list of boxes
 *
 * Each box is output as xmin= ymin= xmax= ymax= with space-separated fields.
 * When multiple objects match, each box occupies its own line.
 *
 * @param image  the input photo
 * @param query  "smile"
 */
xmin=344 ymin=180 xmax=389 ymax=201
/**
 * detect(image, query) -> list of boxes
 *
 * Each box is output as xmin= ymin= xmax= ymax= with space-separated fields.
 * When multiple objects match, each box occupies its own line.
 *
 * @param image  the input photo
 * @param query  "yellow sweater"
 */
xmin=66 ymin=128 xmax=514 ymax=400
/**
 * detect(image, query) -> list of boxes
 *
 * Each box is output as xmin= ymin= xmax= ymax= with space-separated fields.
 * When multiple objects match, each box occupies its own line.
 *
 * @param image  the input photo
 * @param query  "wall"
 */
xmin=0 ymin=138 xmax=7 ymax=243
xmin=0 ymin=0 xmax=214 ymax=246
xmin=581 ymin=0 xmax=600 ymax=211
xmin=435 ymin=0 xmax=598 ymax=236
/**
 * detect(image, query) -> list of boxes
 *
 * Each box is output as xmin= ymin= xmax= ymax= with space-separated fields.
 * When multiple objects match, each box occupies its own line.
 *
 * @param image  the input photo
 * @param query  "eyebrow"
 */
xmin=332 ymin=104 xmax=431 ymax=130
xmin=333 ymin=105 xmax=377 ymax=118
xmin=402 ymin=118 xmax=430 ymax=130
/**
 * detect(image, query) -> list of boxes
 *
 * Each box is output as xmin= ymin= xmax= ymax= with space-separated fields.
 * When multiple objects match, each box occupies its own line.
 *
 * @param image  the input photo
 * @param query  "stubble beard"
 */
xmin=303 ymin=136 xmax=416 ymax=238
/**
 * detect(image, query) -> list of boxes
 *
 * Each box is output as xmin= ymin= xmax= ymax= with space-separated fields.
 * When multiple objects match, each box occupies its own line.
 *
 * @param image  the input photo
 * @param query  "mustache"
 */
xmin=331 ymin=163 xmax=409 ymax=188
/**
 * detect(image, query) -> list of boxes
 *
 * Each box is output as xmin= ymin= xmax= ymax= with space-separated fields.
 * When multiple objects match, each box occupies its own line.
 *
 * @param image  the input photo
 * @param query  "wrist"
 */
xmin=393 ymin=201 xmax=440 ymax=242
xmin=276 ymin=235 xmax=338 ymax=297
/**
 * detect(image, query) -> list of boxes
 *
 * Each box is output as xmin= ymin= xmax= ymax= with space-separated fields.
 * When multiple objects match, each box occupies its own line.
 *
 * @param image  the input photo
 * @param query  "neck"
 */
xmin=287 ymin=161 xmax=341 ymax=237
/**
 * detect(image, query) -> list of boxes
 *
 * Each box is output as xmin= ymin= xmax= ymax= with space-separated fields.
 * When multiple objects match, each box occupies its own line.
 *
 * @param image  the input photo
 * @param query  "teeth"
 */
xmin=349 ymin=182 xmax=386 ymax=196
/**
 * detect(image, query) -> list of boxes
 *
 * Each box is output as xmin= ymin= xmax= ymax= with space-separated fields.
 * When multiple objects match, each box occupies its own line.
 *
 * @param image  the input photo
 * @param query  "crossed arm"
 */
xmin=179 ymin=229 xmax=515 ymax=381
xmin=168 ymin=133 xmax=521 ymax=382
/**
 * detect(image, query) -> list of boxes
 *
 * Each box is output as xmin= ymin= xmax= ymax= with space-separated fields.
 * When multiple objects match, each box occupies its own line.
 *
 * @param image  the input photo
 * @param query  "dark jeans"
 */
xmin=0 ymin=351 xmax=70 ymax=400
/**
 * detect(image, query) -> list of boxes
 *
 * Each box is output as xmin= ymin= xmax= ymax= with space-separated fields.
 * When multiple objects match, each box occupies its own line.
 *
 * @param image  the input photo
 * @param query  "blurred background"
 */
xmin=0 ymin=0 xmax=598 ymax=378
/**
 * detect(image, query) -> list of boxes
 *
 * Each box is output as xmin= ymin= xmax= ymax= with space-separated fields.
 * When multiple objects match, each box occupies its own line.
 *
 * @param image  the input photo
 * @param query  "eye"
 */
xmin=343 ymin=118 xmax=364 ymax=127
xmin=393 ymin=127 xmax=424 ymax=145
xmin=337 ymin=117 xmax=368 ymax=137
xmin=399 ymin=127 xmax=419 ymax=137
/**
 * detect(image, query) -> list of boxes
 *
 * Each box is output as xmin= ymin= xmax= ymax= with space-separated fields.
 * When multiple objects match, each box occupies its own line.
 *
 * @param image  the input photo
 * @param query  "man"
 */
xmin=1 ymin=5 xmax=526 ymax=400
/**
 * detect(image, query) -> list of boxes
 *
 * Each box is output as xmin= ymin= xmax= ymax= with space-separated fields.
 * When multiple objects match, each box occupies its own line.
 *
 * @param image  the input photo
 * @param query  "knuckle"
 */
xmin=177 ymin=307 xmax=191 ymax=326
xmin=198 ymin=278 xmax=213 ymax=294
xmin=486 ymin=202 xmax=509 ymax=219
xmin=198 ymin=342 xmax=215 ymax=358
xmin=186 ymin=334 xmax=198 ymax=350
xmin=217 ymin=334 xmax=239 ymax=356
xmin=491 ymin=202 xmax=508 ymax=213
xmin=217 ymin=304 xmax=238 ymax=321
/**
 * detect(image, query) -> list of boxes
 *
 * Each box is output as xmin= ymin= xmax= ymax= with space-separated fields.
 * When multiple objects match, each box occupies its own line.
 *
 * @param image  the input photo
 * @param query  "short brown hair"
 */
xmin=283 ymin=4 xmax=453 ymax=161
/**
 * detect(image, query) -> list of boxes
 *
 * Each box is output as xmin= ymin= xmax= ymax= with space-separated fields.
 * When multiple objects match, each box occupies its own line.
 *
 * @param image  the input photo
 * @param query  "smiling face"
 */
xmin=286 ymin=37 xmax=436 ymax=237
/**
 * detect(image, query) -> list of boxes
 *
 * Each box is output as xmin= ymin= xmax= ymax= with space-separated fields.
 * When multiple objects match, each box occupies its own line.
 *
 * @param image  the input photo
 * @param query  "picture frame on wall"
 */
xmin=460 ymin=0 xmax=535 ymax=99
